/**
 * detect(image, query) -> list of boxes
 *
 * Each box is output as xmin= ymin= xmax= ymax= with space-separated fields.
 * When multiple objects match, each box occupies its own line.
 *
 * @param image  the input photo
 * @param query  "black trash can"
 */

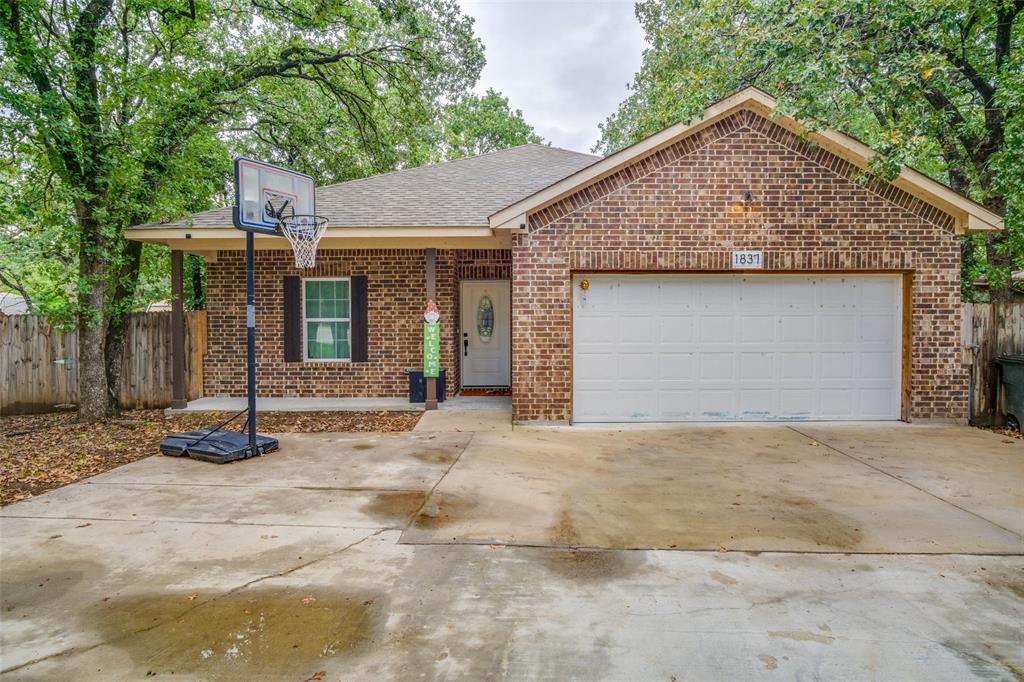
xmin=406 ymin=368 xmax=446 ymax=403
xmin=996 ymin=355 xmax=1024 ymax=431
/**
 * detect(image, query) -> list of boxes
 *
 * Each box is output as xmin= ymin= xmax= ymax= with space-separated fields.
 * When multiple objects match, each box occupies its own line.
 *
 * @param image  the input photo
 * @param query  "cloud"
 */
xmin=458 ymin=0 xmax=648 ymax=153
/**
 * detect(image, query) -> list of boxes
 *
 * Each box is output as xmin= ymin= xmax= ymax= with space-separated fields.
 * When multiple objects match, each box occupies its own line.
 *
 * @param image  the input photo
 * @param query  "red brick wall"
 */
xmin=205 ymin=249 xmax=509 ymax=399
xmin=513 ymin=109 xmax=965 ymax=422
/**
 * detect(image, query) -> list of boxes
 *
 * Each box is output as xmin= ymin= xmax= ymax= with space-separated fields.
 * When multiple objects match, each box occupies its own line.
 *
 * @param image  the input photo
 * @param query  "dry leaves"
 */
xmin=0 ymin=409 xmax=421 ymax=506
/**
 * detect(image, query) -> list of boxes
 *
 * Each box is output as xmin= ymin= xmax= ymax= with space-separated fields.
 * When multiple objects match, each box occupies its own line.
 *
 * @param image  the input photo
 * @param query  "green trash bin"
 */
xmin=996 ymin=355 xmax=1024 ymax=431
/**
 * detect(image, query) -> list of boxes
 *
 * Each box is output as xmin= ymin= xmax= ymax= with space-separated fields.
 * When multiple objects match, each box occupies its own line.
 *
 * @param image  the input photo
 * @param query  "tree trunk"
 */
xmin=104 ymin=238 xmax=144 ymax=415
xmin=983 ymin=193 xmax=1012 ymax=303
xmin=76 ymin=215 xmax=110 ymax=421
xmin=104 ymin=320 xmax=127 ymax=416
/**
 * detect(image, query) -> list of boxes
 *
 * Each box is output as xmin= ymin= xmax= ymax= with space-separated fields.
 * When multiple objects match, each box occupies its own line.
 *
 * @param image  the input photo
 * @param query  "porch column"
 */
xmin=425 ymin=248 xmax=438 ymax=411
xmin=170 ymin=250 xmax=187 ymax=409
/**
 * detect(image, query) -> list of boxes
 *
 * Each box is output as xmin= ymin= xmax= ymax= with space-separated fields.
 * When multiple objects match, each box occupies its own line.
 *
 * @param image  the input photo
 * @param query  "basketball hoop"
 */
xmin=280 ymin=214 xmax=328 ymax=268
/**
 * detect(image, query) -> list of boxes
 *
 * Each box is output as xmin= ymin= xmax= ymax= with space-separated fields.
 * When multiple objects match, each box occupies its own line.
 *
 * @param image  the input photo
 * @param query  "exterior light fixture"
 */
xmin=740 ymin=190 xmax=755 ymax=203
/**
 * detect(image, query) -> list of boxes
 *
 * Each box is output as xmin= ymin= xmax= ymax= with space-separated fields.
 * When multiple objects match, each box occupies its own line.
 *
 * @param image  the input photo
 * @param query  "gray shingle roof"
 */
xmin=134 ymin=144 xmax=599 ymax=230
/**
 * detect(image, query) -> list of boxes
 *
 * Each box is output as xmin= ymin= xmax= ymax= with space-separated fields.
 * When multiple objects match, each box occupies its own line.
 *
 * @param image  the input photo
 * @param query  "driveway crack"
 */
xmin=398 ymin=432 xmax=475 ymax=540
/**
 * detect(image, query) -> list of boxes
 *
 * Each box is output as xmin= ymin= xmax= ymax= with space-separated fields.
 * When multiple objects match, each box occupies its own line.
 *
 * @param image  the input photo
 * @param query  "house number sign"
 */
xmin=731 ymin=251 xmax=764 ymax=269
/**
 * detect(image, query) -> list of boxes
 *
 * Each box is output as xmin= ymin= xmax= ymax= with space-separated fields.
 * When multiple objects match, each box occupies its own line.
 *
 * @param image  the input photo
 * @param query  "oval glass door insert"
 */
xmin=477 ymin=295 xmax=494 ymax=342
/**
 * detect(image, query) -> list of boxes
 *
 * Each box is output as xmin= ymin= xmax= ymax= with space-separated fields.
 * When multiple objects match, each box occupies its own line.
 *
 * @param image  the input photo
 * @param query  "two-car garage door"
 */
xmin=572 ymin=274 xmax=902 ymax=422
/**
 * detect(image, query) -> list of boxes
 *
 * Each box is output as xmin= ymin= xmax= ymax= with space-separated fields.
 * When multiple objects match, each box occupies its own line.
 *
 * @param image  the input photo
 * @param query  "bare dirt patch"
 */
xmin=0 ymin=410 xmax=421 ymax=505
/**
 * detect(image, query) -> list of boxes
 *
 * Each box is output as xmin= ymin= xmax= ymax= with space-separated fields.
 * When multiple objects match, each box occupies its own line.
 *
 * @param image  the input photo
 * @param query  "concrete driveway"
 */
xmin=1 ymin=421 xmax=1021 ymax=680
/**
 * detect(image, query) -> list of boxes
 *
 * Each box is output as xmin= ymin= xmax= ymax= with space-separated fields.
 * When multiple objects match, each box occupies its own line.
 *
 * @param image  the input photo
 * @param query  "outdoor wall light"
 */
xmin=580 ymin=279 xmax=590 ymax=291
xmin=740 ymin=190 xmax=755 ymax=203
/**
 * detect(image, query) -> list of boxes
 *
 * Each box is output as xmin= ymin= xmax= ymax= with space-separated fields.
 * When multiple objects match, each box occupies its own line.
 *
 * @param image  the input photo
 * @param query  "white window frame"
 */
xmin=302 ymin=277 xmax=352 ymax=363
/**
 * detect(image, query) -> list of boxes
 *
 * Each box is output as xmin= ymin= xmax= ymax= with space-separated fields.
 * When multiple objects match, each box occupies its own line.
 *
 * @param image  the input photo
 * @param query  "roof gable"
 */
xmin=490 ymin=88 xmax=1001 ymax=235
xmin=529 ymin=108 xmax=957 ymax=234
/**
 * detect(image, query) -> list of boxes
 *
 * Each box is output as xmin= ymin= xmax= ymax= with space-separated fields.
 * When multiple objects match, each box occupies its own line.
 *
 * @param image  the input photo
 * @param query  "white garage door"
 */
xmin=573 ymin=274 xmax=902 ymax=422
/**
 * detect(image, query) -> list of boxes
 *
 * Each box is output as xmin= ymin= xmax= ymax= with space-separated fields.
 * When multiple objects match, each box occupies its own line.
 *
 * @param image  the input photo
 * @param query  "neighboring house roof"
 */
xmin=132 ymin=144 xmax=599 ymax=231
xmin=489 ymin=87 xmax=1003 ymax=235
xmin=972 ymin=271 xmax=1024 ymax=289
xmin=0 ymin=292 xmax=29 ymax=315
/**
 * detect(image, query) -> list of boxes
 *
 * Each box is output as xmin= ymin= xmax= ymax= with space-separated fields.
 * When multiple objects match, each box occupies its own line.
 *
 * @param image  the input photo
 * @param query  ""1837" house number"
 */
xmin=731 ymin=251 xmax=764 ymax=269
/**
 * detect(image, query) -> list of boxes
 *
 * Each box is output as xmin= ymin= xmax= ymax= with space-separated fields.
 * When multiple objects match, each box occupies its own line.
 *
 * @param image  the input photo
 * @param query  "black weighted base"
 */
xmin=160 ymin=429 xmax=279 ymax=464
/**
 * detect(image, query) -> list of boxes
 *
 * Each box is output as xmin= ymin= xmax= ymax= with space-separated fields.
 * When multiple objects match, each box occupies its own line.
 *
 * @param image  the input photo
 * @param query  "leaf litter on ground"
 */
xmin=0 ymin=409 xmax=421 ymax=505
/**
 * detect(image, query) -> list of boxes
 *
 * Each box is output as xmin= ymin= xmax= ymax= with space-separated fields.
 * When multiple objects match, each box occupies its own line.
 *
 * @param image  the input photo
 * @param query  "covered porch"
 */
xmin=133 ymin=233 xmax=513 ymax=412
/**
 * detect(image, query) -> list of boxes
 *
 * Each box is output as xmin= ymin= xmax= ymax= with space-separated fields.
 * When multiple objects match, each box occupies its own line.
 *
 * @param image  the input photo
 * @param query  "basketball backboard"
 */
xmin=233 ymin=158 xmax=315 ymax=235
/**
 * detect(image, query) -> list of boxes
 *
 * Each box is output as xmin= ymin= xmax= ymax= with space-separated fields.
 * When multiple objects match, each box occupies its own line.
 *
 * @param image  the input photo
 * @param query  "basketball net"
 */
xmin=280 ymin=215 xmax=328 ymax=269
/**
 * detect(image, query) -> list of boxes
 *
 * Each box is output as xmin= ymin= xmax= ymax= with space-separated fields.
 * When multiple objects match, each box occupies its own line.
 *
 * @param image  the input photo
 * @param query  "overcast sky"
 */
xmin=457 ymin=0 xmax=648 ymax=154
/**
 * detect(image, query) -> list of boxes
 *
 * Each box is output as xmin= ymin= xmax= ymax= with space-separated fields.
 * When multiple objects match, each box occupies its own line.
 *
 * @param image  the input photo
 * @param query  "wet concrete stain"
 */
xmin=89 ymin=587 xmax=384 ymax=680
xmin=708 ymin=570 xmax=738 ymax=586
xmin=361 ymin=491 xmax=428 ymax=525
xmin=412 ymin=448 xmax=459 ymax=466
xmin=768 ymin=630 xmax=835 ymax=645
xmin=941 ymin=640 xmax=1024 ymax=682
xmin=402 ymin=429 xmax=875 ymax=551
xmin=548 ymin=509 xmax=581 ymax=545
xmin=758 ymin=654 xmax=778 ymax=670
xmin=539 ymin=548 xmax=641 ymax=582
xmin=0 ymin=560 xmax=100 ymax=612
xmin=984 ymin=573 xmax=1024 ymax=600
xmin=352 ymin=443 xmax=375 ymax=451
xmin=769 ymin=496 xmax=863 ymax=549
xmin=412 ymin=493 xmax=478 ymax=530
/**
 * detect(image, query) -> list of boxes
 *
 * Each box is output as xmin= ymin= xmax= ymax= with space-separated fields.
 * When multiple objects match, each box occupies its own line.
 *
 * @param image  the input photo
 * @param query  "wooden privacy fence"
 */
xmin=1 ymin=311 xmax=206 ymax=415
xmin=2 ymin=305 xmax=1022 ymax=418
xmin=962 ymin=302 xmax=1024 ymax=423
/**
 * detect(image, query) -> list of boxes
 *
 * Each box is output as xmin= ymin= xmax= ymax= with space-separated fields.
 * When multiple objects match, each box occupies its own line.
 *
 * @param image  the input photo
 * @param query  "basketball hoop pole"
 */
xmin=245 ymin=231 xmax=258 ymax=455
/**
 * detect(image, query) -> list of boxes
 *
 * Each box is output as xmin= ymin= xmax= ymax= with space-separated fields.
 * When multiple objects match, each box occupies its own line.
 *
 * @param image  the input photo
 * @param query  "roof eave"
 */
xmin=126 ymin=224 xmax=508 ymax=252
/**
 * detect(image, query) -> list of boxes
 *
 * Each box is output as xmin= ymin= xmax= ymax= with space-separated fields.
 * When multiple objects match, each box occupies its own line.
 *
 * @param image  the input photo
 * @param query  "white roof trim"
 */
xmin=488 ymin=87 xmax=1002 ymax=235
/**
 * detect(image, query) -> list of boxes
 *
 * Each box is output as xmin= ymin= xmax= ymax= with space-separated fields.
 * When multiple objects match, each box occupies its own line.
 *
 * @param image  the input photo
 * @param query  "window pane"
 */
xmin=304 ymin=281 xmax=320 ymax=318
xmin=337 ymin=281 xmax=350 ymax=317
xmin=304 ymin=279 xmax=350 ymax=321
xmin=323 ymin=294 xmax=341 ymax=318
xmin=306 ymin=321 xmax=350 ymax=359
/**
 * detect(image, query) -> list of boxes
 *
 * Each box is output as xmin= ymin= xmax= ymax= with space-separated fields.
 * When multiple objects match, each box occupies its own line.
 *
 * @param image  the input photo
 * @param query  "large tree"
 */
xmin=1 ymin=0 xmax=483 ymax=420
xmin=598 ymin=0 xmax=1023 ymax=299
xmin=432 ymin=88 xmax=542 ymax=160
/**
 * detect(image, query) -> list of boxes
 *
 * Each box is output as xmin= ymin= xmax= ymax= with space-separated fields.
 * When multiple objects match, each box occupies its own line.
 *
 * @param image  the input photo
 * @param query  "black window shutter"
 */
xmin=283 ymin=276 xmax=302 ymax=362
xmin=351 ymin=275 xmax=368 ymax=362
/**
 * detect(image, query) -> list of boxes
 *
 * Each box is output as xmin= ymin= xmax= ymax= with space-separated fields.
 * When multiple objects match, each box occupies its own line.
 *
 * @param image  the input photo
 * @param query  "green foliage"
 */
xmin=433 ymin=88 xmax=543 ymax=160
xmin=0 ymin=0 xmax=488 ymax=415
xmin=597 ymin=0 xmax=1023 ymax=299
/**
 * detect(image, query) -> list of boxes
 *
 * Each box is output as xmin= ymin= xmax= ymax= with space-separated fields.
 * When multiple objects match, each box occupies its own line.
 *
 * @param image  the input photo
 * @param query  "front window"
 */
xmin=303 ymin=278 xmax=350 ymax=361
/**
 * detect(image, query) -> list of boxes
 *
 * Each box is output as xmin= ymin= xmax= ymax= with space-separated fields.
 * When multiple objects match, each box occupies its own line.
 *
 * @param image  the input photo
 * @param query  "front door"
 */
xmin=461 ymin=280 xmax=511 ymax=387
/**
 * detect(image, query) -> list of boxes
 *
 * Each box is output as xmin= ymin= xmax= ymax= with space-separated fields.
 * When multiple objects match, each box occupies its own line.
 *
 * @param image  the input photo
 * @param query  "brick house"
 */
xmin=129 ymin=88 xmax=1002 ymax=423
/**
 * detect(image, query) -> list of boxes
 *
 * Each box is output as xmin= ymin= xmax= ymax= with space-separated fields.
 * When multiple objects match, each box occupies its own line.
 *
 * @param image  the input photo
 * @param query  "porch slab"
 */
xmin=166 ymin=397 xmax=422 ymax=413
xmin=416 ymin=396 xmax=513 ymax=432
